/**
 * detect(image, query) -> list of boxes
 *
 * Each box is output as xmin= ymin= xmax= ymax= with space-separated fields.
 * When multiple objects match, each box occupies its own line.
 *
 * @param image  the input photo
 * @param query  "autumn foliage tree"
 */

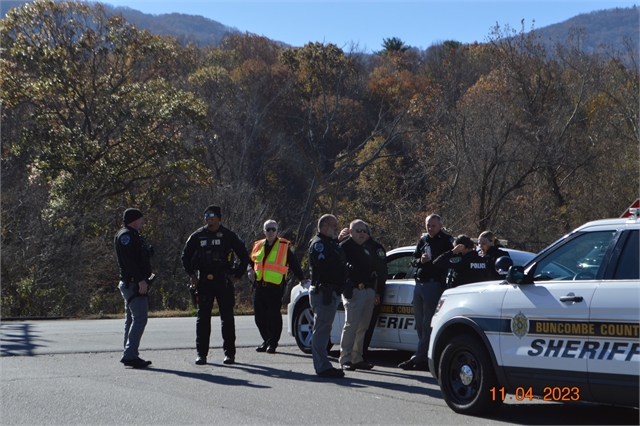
xmin=1 ymin=1 xmax=637 ymax=317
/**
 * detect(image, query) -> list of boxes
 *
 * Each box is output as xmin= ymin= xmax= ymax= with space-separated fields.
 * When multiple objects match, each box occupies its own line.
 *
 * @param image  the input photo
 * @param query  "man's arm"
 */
xmin=230 ymin=233 xmax=250 ymax=281
xmin=287 ymin=246 xmax=305 ymax=281
xmin=433 ymin=246 xmax=467 ymax=270
xmin=181 ymin=233 xmax=198 ymax=277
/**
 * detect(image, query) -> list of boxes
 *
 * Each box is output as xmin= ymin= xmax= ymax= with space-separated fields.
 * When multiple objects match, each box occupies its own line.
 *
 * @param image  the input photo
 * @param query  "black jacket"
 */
xmin=340 ymin=238 xmax=376 ymax=288
xmin=181 ymin=225 xmax=250 ymax=280
xmin=364 ymin=238 xmax=387 ymax=296
xmin=411 ymin=230 xmax=454 ymax=284
xmin=482 ymin=246 xmax=510 ymax=280
xmin=308 ymin=232 xmax=348 ymax=287
xmin=433 ymin=249 xmax=489 ymax=288
xmin=114 ymin=226 xmax=153 ymax=283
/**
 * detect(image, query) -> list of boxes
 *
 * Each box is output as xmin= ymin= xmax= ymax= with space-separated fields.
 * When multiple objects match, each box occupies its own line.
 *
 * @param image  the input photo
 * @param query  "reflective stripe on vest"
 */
xmin=251 ymin=238 xmax=289 ymax=284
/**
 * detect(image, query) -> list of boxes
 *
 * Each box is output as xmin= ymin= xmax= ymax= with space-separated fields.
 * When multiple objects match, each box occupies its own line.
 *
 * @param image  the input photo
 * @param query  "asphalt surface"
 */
xmin=1 ymin=317 xmax=638 ymax=425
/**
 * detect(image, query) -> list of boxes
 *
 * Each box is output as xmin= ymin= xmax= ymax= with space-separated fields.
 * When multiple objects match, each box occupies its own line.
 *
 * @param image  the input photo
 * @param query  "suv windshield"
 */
xmin=529 ymin=230 xmax=617 ymax=281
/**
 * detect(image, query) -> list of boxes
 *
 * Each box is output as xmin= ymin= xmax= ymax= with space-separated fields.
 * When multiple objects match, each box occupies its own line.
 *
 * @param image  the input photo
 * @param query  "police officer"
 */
xmin=361 ymin=225 xmax=387 ymax=360
xmin=308 ymin=214 xmax=348 ymax=378
xmin=248 ymin=219 xmax=306 ymax=354
xmin=433 ymin=235 xmax=490 ymax=288
xmin=181 ymin=205 xmax=250 ymax=365
xmin=478 ymin=231 xmax=510 ymax=280
xmin=338 ymin=220 xmax=377 ymax=371
xmin=398 ymin=214 xmax=453 ymax=371
xmin=115 ymin=208 xmax=154 ymax=368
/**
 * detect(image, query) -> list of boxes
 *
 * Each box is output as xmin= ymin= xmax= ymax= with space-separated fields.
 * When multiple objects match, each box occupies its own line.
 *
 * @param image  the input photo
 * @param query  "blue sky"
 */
xmin=102 ymin=1 xmax=638 ymax=52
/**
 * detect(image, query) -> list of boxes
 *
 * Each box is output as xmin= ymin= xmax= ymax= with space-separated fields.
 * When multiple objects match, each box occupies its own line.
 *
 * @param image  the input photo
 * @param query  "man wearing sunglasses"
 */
xmin=248 ymin=220 xmax=307 ymax=354
xmin=336 ymin=220 xmax=379 ymax=371
xmin=181 ymin=205 xmax=250 ymax=366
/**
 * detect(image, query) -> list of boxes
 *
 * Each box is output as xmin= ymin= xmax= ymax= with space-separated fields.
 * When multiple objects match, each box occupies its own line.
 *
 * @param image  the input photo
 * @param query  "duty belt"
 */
xmin=317 ymin=283 xmax=340 ymax=291
xmin=257 ymin=280 xmax=280 ymax=287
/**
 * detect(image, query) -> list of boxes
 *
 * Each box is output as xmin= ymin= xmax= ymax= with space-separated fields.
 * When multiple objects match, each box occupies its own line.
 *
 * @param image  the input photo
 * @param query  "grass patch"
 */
xmin=85 ymin=307 xmax=256 ymax=320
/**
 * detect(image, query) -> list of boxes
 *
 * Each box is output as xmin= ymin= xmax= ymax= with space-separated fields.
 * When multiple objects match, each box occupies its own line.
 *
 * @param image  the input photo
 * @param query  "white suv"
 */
xmin=428 ymin=213 xmax=640 ymax=415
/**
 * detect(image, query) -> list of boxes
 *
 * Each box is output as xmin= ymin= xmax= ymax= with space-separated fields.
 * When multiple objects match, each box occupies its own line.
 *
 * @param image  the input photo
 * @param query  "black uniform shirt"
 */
xmin=114 ymin=226 xmax=152 ymax=283
xmin=308 ymin=232 xmax=347 ymax=286
xmin=482 ymin=246 xmax=510 ymax=280
xmin=433 ymin=249 xmax=489 ymax=288
xmin=181 ymin=225 xmax=250 ymax=280
xmin=340 ymin=237 xmax=376 ymax=287
xmin=411 ymin=230 xmax=454 ymax=283
xmin=364 ymin=238 xmax=387 ymax=296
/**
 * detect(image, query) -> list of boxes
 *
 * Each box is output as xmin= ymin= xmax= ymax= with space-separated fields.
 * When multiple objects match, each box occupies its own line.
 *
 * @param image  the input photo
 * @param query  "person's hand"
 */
xmin=338 ymin=228 xmax=350 ymax=242
xmin=452 ymin=244 xmax=466 ymax=254
xmin=420 ymin=253 xmax=431 ymax=263
xmin=228 ymin=275 xmax=239 ymax=285
xmin=374 ymin=294 xmax=381 ymax=306
xmin=247 ymin=268 xmax=255 ymax=282
xmin=138 ymin=280 xmax=148 ymax=294
xmin=190 ymin=275 xmax=198 ymax=288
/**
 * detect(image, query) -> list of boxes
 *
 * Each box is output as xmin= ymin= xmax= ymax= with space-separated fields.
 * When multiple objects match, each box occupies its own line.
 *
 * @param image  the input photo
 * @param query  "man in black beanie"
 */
xmin=181 ymin=205 xmax=250 ymax=365
xmin=114 ymin=208 xmax=154 ymax=368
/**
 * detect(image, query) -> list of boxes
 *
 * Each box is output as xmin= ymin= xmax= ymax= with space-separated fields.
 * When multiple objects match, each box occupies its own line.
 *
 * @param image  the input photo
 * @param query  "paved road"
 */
xmin=1 ymin=317 xmax=638 ymax=425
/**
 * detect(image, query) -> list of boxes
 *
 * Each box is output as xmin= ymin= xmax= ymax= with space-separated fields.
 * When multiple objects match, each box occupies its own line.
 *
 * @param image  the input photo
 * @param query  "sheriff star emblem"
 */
xmin=511 ymin=311 xmax=529 ymax=339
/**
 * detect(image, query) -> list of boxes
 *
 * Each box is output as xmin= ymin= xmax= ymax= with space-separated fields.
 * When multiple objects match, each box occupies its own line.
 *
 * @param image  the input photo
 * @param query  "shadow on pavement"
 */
xmin=0 ymin=323 xmax=48 ymax=356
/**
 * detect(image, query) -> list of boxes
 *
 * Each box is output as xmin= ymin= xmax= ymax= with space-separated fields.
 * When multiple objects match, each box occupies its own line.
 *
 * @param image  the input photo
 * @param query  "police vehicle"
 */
xmin=286 ymin=246 xmax=535 ymax=354
xmin=428 ymin=212 xmax=640 ymax=415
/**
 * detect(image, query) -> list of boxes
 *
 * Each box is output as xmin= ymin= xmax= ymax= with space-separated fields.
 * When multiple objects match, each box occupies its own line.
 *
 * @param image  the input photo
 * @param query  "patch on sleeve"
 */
xmin=120 ymin=234 xmax=130 ymax=246
xmin=377 ymin=248 xmax=385 ymax=258
xmin=449 ymin=256 xmax=462 ymax=264
xmin=313 ymin=242 xmax=324 ymax=252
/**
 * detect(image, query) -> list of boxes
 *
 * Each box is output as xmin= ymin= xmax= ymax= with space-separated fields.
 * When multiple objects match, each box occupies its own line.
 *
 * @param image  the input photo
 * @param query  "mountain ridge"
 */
xmin=1 ymin=1 xmax=637 ymax=52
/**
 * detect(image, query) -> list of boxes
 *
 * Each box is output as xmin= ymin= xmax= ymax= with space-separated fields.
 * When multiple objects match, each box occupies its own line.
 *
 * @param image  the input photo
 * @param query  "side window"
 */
xmin=532 ymin=231 xmax=617 ymax=281
xmin=612 ymin=230 xmax=639 ymax=280
xmin=386 ymin=253 xmax=414 ymax=280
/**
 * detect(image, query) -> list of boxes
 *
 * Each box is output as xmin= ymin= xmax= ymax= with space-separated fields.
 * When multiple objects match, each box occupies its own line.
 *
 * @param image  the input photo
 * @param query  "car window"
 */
xmin=612 ymin=230 xmax=639 ymax=280
xmin=531 ymin=230 xmax=617 ymax=281
xmin=387 ymin=252 xmax=414 ymax=280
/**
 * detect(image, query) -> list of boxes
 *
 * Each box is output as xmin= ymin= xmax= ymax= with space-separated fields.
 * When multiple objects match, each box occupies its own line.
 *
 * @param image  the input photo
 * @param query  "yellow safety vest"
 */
xmin=251 ymin=238 xmax=290 ymax=284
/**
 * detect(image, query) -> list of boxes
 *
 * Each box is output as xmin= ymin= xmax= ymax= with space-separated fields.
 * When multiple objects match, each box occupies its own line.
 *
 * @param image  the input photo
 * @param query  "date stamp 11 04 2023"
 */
xmin=490 ymin=386 xmax=580 ymax=402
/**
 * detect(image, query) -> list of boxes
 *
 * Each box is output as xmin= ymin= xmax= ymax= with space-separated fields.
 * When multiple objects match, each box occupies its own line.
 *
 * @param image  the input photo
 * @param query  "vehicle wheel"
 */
xmin=438 ymin=334 xmax=502 ymax=415
xmin=292 ymin=297 xmax=313 ymax=354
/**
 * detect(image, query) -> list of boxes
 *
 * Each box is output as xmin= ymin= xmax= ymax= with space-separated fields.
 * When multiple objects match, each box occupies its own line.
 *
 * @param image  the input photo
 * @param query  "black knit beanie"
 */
xmin=204 ymin=205 xmax=222 ymax=218
xmin=123 ymin=208 xmax=143 ymax=225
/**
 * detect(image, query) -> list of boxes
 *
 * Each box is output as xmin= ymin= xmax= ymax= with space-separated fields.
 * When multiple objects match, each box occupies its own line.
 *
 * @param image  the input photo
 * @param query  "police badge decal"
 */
xmin=511 ymin=311 xmax=529 ymax=339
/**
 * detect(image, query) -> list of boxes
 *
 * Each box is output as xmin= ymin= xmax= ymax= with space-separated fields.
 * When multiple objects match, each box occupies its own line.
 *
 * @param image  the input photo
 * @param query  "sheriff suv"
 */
xmin=428 ymin=212 xmax=640 ymax=415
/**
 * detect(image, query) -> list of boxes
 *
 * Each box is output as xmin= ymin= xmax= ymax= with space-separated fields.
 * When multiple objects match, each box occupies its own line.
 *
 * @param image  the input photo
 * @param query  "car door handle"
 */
xmin=560 ymin=295 xmax=583 ymax=303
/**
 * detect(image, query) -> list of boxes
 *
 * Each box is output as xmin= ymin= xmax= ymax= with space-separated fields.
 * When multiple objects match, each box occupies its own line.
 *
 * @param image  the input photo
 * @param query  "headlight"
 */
xmin=435 ymin=297 xmax=446 ymax=315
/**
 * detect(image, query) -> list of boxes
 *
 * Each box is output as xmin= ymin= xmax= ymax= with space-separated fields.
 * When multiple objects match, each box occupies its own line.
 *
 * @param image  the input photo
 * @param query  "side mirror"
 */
xmin=495 ymin=256 xmax=513 ymax=276
xmin=506 ymin=266 xmax=534 ymax=285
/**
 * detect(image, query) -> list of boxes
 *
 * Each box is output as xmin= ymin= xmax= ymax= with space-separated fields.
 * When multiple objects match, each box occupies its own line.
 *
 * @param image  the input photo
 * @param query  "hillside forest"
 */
xmin=1 ymin=1 xmax=638 ymax=317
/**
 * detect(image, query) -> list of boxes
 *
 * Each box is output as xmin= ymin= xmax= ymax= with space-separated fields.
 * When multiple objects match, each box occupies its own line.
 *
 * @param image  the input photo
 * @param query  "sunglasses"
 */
xmin=265 ymin=227 xmax=277 ymax=232
xmin=353 ymin=229 xmax=368 ymax=234
xmin=204 ymin=212 xmax=216 ymax=218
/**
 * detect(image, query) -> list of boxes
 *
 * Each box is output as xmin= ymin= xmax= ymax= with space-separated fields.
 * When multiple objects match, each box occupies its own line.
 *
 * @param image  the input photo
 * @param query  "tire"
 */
xmin=292 ymin=297 xmax=314 ymax=354
xmin=438 ymin=334 xmax=502 ymax=416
